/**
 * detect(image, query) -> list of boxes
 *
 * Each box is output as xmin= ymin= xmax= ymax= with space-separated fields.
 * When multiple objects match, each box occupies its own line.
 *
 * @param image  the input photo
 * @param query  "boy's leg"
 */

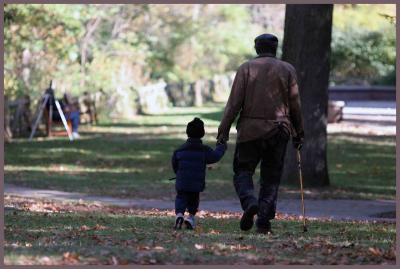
xmin=187 ymin=192 xmax=200 ymax=216
xmin=174 ymin=191 xmax=187 ymax=229
xmin=175 ymin=191 xmax=187 ymax=215
xmin=184 ymin=192 xmax=199 ymax=229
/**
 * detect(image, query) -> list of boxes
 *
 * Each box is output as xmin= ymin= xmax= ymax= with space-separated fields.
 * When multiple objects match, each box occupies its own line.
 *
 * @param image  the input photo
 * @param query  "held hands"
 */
xmin=216 ymin=134 xmax=227 ymax=145
xmin=216 ymin=136 xmax=228 ymax=150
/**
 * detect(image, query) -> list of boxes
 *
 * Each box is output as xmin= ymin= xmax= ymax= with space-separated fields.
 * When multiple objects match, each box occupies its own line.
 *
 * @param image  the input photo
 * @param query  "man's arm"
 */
xmin=288 ymin=70 xmax=305 ymax=148
xmin=217 ymin=64 xmax=247 ymax=142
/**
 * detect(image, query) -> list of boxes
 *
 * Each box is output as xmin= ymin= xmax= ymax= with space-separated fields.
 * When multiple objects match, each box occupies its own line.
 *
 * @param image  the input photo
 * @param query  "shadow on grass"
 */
xmin=4 ymin=108 xmax=396 ymax=200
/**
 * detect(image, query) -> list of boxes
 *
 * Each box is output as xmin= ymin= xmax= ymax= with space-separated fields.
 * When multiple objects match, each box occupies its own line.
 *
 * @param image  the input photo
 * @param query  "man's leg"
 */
xmin=233 ymin=140 xmax=261 ymax=230
xmin=233 ymin=140 xmax=261 ymax=211
xmin=68 ymin=111 xmax=80 ymax=133
xmin=256 ymin=131 xmax=289 ymax=231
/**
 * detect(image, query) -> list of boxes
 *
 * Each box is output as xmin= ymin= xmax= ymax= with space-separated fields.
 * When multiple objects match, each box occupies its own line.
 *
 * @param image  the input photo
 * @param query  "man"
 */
xmin=45 ymin=85 xmax=81 ymax=139
xmin=62 ymin=92 xmax=81 ymax=139
xmin=217 ymin=33 xmax=304 ymax=234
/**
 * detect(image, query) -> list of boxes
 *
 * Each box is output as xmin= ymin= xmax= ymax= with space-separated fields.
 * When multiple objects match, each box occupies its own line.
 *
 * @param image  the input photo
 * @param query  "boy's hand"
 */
xmin=216 ymin=137 xmax=227 ymax=145
xmin=216 ymin=135 xmax=227 ymax=145
xmin=216 ymin=141 xmax=227 ymax=150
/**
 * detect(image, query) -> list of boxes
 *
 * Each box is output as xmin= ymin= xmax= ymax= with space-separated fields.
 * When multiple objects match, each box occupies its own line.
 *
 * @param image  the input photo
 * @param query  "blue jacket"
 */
xmin=172 ymin=138 xmax=227 ymax=192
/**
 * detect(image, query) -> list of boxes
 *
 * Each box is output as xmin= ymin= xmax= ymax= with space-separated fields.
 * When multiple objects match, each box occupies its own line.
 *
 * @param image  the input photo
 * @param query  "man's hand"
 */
xmin=292 ymin=136 xmax=304 ymax=150
xmin=216 ymin=136 xmax=227 ymax=146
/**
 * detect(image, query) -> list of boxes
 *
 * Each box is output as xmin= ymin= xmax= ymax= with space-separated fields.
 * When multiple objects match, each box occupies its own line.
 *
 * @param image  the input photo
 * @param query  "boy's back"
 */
xmin=172 ymin=117 xmax=226 ymax=230
xmin=172 ymin=138 xmax=226 ymax=192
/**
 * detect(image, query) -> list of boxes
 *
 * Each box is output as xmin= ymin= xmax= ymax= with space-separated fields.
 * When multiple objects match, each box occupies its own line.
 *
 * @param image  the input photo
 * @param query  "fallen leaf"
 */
xmin=63 ymin=252 xmax=80 ymax=262
xmin=195 ymin=244 xmax=205 ymax=250
xmin=79 ymin=225 xmax=90 ymax=231
xmin=341 ymin=241 xmax=354 ymax=248
xmin=94 ymin=224 xmax=107 ymax=230
xmin=111 ymin=256 xmax=118 ymax=265
xmin=369 ymin=247 xmax=382 ymax=256
xmin=137 ymin=246 xmax=151 ymax=250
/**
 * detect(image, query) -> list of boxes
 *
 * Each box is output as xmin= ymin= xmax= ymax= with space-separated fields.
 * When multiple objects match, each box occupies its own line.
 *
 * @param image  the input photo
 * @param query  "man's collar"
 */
xmin=255 ymin=53 xmax=276 ymax=58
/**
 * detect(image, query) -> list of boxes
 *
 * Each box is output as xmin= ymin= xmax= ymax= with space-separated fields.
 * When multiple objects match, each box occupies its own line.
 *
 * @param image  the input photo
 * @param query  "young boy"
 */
xmin=172 ymin=117 xmax=227 ymax=230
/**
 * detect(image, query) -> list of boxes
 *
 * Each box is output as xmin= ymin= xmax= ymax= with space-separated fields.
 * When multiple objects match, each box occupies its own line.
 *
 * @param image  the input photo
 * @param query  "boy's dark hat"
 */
xmin=186 ymin=117 xmax=205 ymax=138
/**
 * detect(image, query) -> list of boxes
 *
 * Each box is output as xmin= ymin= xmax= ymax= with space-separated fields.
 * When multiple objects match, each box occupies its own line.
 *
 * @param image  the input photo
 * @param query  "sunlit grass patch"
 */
xmin=4 ymin=106 xmax=395 ymax=200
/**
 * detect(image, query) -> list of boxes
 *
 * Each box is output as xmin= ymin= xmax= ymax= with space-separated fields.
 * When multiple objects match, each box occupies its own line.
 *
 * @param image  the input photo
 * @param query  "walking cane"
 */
xmin=297 ymin=149 xmax=308 ymax=232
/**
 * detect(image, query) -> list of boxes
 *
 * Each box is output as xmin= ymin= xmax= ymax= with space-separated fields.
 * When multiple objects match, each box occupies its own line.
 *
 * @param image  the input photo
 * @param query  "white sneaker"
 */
xmin=174 ymin=213 xmax=184 ymax=230
xmin=184 ymin=215 xmax=196 ymax=230
xmin=72 ymin=132 xmax=80 ymax=139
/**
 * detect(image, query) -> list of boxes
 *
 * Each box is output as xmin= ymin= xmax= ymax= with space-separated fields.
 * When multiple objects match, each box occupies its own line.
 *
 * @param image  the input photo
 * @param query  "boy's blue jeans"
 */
xmin=175 ymin=191 xmax=200 ymax=215
xmin=65 ymin=111 xmax=80 ymax=132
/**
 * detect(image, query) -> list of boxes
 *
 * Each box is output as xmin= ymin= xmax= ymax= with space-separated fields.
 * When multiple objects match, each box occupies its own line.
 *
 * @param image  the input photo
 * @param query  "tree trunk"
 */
xmin=80 ymin=17 xmax=102 ymax=89
xmin=194 ymin=80 xmax=203 ymax=107
xmin=281 ymin=4 xmax=333 ymax=187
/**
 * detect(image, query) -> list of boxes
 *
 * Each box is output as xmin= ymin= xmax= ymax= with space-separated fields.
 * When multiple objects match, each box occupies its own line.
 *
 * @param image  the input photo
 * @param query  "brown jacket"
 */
xmin=217 ymin=53 xmax=304 ymax=143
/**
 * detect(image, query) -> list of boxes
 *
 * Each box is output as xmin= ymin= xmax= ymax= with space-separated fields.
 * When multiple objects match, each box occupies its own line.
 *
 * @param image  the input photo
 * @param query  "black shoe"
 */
xmin=174 ymin=216 xmax=184 ymax=230
xmin=256 ymin=221 xmax=272 ymax=234
xmin=240 ymin=204 xmax=258 ymax=231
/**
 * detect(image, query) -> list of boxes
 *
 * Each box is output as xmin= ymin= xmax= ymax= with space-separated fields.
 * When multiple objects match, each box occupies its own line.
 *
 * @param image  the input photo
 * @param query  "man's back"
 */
xmin=241 ymin=56 xmax=296 ymax=121
xmin=218 ymin=54 xmax=303 ymax=143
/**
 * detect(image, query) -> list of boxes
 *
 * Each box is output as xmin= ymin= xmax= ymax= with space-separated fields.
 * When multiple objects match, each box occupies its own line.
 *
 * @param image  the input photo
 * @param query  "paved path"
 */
xmin=4 ymin=184 xmax=395 ymax=222
xmin=327 ymin=100 xmax=396 ymax=136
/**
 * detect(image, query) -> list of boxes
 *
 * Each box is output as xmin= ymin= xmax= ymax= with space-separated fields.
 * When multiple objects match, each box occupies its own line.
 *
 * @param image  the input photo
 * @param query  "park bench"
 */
xmin=328 ymin=100 xmax=345 ymax=123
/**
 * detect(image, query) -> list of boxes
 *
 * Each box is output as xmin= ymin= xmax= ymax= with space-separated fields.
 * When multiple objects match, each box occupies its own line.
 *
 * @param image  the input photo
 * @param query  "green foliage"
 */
xmin=4 ymin=4 xmax=396 ymax=100
xmin=4 ymin=4 xmax=81 ymax=97
xmin=331 ymin=4 xmax=396 ymax=85
xmin=4 ymin=4 xmax=260 ymax=100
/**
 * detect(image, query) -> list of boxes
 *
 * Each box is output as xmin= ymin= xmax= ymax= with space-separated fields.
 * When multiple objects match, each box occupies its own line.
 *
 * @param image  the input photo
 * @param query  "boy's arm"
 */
xmin=171 ymin=151 xmax=178 ymax=174
xmin=205 ymin=144 xmax=227 ymax=164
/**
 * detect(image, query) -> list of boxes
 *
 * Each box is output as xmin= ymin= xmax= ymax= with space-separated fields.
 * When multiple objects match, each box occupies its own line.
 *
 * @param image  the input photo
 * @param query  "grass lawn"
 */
xmin=4 ymin=105 xmax=396 ymax=200
xmin=4 ymin=195 xmax=396 ymax=265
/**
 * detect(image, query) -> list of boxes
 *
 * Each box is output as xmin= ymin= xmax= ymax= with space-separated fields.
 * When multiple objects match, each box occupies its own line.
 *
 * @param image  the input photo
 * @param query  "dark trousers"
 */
xmin=233 ymin=128 xmax=289 ymax=228
xmin=175 ymin=191 xmax=200 ymax=215
xmin=65 ymin=111 xmax=80 ymax=132
xmin=54 ymin=111 xmax=80 ymax=132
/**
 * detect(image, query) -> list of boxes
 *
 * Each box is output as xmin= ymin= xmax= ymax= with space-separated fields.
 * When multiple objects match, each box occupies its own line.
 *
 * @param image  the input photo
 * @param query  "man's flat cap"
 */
xmin=254 ymin=33 xmax=278 ymax=46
